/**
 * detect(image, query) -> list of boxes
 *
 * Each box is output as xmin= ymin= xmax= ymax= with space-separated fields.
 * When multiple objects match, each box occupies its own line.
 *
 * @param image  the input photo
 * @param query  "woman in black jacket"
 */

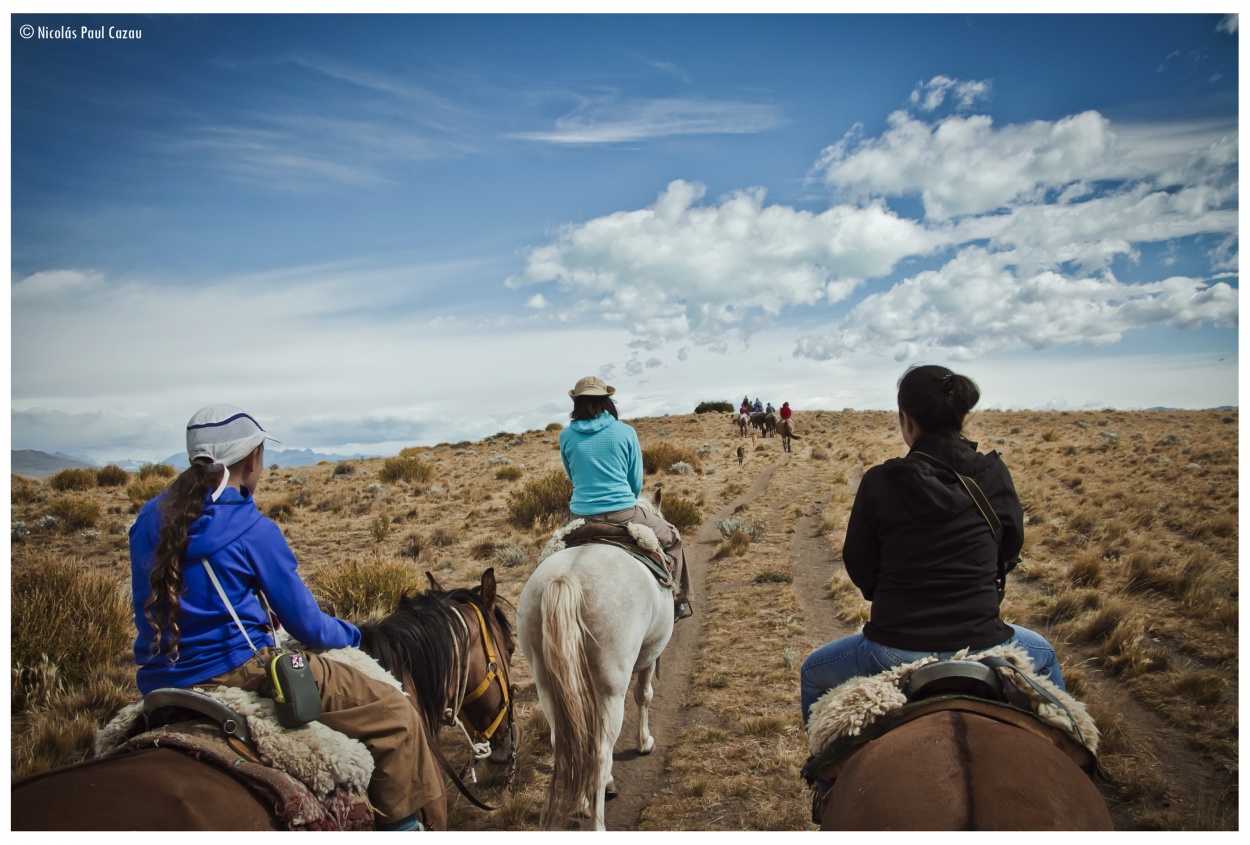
xmin=800 ymin=365 xmax=1066 ymax=723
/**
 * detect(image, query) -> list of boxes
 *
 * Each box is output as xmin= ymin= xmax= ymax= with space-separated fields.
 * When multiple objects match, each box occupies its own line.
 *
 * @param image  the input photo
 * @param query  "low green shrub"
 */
xmin=642 ymin=442 xmax=701 ymax=475
xmin=46 ymin=497 xmax=102 ymax=530
xmin=379 ymin=456 xmax=433 ymax=484
xmin=48 ymin=469 xmax=96 ymax=492
xmin=507 ymin=470 xmax=572 ymax=529
xmin=95 ymin=465 xmax=130 ymax=487
xmin=126 ymin=477 xmax=169 ymax=506
xmin=496 ymin=466 xmax=523 ymax=482
xmin=662 ymin=496 xmax=702 ymax=533
xmin=306 ymin=554 xmax=423 ymax=620
xmin=695 ymin=401 xmax=734 ymax=414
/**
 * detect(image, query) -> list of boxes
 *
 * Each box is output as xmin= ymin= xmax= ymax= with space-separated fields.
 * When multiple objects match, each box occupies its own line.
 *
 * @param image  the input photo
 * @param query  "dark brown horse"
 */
xmin=11 ymin=568 xmax=516 ymax=831
xmin=811 ymin=707 xmax=1112 ymax=830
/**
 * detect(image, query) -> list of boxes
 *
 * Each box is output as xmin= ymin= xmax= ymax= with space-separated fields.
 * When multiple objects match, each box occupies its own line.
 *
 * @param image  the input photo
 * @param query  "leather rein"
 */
xmin=425 ymin=598 xmax=517 ymax=812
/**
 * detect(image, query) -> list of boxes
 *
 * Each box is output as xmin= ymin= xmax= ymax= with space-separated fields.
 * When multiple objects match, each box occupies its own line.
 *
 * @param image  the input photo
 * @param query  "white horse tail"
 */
xmin=539 ymin=574 xmax=602 ymax=828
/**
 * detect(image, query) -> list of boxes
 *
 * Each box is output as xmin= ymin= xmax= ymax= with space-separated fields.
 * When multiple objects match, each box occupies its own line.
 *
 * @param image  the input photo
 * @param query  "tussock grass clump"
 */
xmin=378 ymin=456 xmax=433 ymax=485
xmin=46 ymin=497 xmax=102 ymax=530
xmin=95 ymin=465 xmax=130 ymax=487
xmin=11 ymin=554 xmax=133 ymax=689
xmin=48 ymin=468 xmax=96 ymax=492
xmin=305 ymin=554 xmax=423 ymax=620
xmin=1067 ymin=551 xmax=1103 ymax=587
xmin=544 ymin=422 xmax=563 ymax=432
xmin=662 ymin=496 xmax=702 ymax=532
xmin=139 ymin=463 xmax=176 ymax=480
xmin=754 ymin=570 xmax=791 ymax=584
xmin=369 ymin=515 xmax=391 ymax=543
xmin=126 ymin=477 xmax=169 ymax=506
xmin=428 ymin=526 xmax=458 ymax=547
xmin=506 ymin=470 xmax=572 ymax=529
xmin=494 ymin=544 xmax=528 ymax=568
xmin=13 ymin=474 xmax=40 ymax=504
xmin=642 ymin=442 xmax=701 ymax=474
xmin=495 ymin=465 xmax=522 ymax=482
xmin=333 ymin=461 xmax=357 ymax=476
xmin=712 ymin=530 xmax=753 ymax=560
xmin=719 ymin=516 xmax=764 ymax=541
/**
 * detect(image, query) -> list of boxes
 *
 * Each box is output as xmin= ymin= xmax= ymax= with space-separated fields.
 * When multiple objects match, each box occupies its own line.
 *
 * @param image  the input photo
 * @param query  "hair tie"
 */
xmin=942 ymin=373 xmax=955 ymax=395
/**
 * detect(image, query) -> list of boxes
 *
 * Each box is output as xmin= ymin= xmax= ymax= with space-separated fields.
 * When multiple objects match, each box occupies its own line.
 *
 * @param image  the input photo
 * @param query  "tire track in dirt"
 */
xmin=604 ymin=452 xmax=792 ymax=829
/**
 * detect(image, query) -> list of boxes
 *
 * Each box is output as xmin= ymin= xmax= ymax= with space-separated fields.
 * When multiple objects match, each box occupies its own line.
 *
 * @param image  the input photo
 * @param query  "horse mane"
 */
xmin=357 ymin=591 xmax=465 ymax=731
xmin=356 ymin=586 xmax=514 ymax=733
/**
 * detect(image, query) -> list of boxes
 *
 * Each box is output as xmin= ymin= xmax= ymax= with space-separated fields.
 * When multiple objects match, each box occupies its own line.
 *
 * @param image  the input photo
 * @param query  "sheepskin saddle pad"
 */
xmin=96 ymin=646 xmax=399 ymax=809
xmin=540 ymin=518 xmax=675 ymax=589
xmin=806 ymin=644 xmax=1100 ymax=771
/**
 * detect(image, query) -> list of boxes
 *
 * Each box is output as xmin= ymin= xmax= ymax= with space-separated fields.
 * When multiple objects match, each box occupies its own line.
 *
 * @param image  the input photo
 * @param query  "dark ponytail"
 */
xmin=897 ymin=364 xmax=979 ymax=437
xmin=144 ymin=460 xmax=218 ymax=662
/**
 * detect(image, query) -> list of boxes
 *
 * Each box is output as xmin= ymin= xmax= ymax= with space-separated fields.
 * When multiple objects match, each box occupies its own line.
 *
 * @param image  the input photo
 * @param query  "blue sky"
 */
xmin=7 ymin=8 xmax=1240 ymax=464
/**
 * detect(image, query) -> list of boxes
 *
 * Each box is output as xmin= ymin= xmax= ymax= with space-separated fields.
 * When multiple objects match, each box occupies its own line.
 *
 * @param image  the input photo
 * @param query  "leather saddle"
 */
xmin=803 ymin=659 xmax=1101 ymax=790
xmin=562 ymin=521 xmax=675 ymax=589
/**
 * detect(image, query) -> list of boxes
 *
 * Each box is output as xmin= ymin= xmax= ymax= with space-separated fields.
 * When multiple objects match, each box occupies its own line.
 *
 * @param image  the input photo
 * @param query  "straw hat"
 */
xmin=569 ymin=376 xmax=615 ymax=398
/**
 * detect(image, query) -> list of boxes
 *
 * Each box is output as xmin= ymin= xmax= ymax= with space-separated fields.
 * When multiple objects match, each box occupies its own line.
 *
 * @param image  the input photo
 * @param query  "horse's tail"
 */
xmin=538 ymin=574 xmax=602 ymax=829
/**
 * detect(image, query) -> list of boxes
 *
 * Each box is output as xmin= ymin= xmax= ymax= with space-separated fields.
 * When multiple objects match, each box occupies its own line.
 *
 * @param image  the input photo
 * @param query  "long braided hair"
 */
xmin=143 ymin=460 xmax=219 ymax=662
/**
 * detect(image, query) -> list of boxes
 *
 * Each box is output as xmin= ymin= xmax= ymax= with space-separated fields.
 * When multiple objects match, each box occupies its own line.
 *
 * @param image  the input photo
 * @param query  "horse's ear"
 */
xmin=653 ymin=484 xmax=663 ymax=509
xmin=426 ymin=571 xmax=446 ymax=593
xmin=479 ymin=568 xmax=497 ymax=613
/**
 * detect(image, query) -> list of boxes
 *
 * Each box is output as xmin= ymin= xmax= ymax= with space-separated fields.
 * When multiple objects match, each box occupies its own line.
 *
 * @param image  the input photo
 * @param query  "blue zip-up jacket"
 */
xmin=129 ymin=486 xmax=360 ymax=695
xmin=559 ymin=413 xmax=643 ymax=516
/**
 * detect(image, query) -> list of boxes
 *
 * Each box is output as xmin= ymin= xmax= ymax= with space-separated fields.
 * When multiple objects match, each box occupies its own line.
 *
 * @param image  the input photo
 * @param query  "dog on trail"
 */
xmin=736 ymin=445 xmax=745 ymax=465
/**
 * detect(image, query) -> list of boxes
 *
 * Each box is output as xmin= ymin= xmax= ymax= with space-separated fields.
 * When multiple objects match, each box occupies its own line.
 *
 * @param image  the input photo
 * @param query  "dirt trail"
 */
xmin=604 ymin=452 xmax=792 ymax=829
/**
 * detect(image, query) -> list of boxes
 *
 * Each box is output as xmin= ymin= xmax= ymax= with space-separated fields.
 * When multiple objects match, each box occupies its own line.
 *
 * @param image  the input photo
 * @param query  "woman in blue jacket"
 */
xmin=130 ymin=405 xmax=444 ymax=830
xmin=559 ymin=377 xmax=692 ymax=620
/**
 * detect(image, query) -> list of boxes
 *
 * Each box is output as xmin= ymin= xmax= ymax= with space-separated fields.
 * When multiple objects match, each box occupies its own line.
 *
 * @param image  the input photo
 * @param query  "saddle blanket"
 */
xmin=806 ymin=642 xmax=1100 ymax=759
xmin=96 ymin=645 xmax=400 ymax=802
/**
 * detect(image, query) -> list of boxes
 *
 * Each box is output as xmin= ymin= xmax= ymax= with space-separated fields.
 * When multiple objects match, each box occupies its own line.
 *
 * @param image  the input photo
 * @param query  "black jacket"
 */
xmin=842 ymin=433 xmax=1023 ymax=651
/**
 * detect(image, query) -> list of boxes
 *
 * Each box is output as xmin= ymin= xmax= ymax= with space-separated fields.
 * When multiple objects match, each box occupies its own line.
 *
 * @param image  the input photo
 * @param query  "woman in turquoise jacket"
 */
xmin=558 ymin=377 xmax=692 ymax=620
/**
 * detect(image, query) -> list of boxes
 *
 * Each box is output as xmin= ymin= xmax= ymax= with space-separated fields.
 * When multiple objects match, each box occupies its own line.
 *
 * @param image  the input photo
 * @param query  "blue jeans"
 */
xmin=799 ymin=624 xmax=1065 ymax=724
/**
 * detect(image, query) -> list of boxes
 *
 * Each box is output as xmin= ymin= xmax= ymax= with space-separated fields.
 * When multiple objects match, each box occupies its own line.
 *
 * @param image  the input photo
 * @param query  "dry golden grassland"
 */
xmin=9 ymin=409 xmax=1238 ymax=830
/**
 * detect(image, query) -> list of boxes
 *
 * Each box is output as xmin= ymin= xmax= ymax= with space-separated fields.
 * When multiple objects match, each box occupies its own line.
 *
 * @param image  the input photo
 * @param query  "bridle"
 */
xmin=429 ymin=597 xmax=518 ymax=811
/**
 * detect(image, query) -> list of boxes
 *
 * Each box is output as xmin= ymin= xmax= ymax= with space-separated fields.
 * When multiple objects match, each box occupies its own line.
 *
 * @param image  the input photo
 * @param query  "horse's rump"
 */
xmin=817 ymin=708 xmax=1112 ymax=830
xmin=13 ymin=722 xmax=372 ymax=831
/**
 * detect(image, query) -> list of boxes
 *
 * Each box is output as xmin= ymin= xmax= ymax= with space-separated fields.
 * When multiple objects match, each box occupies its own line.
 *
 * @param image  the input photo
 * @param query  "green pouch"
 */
xmin=267 ymin=652 xmax=321 ymax=729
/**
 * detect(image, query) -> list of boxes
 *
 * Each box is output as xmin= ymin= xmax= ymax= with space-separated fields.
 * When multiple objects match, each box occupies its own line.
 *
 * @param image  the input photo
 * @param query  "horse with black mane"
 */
xmin=11 ymin=568 xmax=516 ymax=831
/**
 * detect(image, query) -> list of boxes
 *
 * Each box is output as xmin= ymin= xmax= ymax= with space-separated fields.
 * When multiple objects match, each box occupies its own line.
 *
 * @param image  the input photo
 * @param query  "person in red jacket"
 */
xmin=780 ymin=402 xmax=793 ymax=420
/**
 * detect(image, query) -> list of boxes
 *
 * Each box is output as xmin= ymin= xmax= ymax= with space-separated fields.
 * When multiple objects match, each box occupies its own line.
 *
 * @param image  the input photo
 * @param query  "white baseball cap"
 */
xmin=186 ymin=404 xmax=280 ymax=470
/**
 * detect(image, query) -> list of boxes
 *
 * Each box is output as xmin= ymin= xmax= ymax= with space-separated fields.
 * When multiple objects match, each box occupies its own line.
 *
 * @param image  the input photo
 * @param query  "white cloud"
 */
xmin=509 ymin=97 xmax=783 ymax=145
xmin=794 ymin=247 xmax=1238 ymax=361
xmin=509 ymin=87 xmax=1235 ymax=369
xmin=507 ymin=179 xmax=935 ymax=346
xmin=908 ymin=76 xmax=991 ymax=113
xmin=526 ymin=293 xmax=549 ymax=308
xmin=814 ymin=109 xmax=1119 ymax=220
xmin=1217 ymin=14 xmax=1237 ymax=35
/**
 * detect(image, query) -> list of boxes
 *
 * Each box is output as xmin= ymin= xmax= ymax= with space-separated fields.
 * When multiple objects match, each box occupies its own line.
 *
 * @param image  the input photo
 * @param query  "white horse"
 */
xmin=517 ymin=492 xmax=675 ymax=831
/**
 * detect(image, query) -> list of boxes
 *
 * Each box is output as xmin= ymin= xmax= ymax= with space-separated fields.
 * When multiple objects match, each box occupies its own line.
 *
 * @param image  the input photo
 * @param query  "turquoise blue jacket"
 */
xmin=559 ymin=413 xmax=643 ymax=515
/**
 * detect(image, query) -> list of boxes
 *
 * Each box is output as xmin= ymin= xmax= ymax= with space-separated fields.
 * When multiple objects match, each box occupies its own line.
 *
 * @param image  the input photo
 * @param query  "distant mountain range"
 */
xmin=11 ymin=448 xmax=378 ymax=478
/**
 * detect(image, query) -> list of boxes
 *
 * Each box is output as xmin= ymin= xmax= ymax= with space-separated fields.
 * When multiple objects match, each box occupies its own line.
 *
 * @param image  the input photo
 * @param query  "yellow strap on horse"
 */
xmin=459 ymin=602 xmax=510 ymax=741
